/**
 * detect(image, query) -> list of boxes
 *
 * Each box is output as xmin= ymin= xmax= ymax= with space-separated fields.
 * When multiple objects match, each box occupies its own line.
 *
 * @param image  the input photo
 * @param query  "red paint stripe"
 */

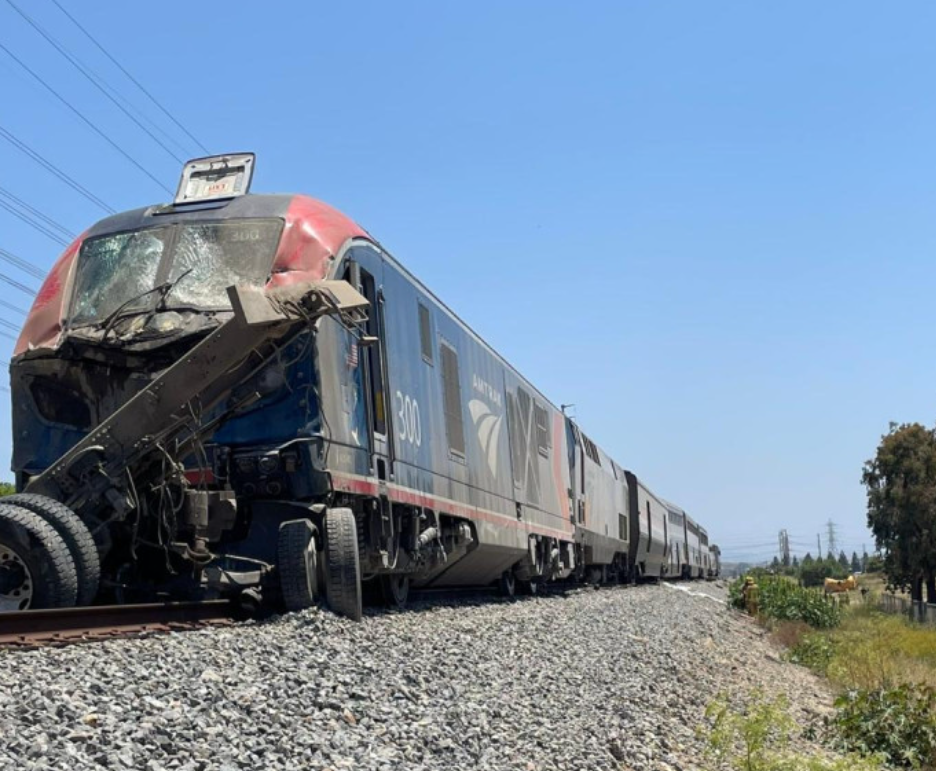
xmin=184 ymin=468 xmax=216 ymax=485
xmin=330 ymin=471 xmax=573 ymax=541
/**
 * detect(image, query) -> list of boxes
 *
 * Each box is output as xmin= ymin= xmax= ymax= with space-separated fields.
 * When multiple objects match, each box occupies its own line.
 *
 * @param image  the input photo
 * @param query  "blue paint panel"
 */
xmin=212 ymin=333 xmax=320 ymax=447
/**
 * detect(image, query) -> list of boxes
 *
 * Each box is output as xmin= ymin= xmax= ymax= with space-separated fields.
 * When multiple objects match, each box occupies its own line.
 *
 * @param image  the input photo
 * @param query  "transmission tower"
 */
xmin=778 ymin=529 xmax=790 ymax=567
xmin=825 ymin=519 xmax=837 ymax=559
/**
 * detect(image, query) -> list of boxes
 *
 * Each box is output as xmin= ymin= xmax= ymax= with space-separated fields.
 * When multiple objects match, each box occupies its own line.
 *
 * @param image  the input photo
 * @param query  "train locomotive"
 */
xmin=1 ymin=154 xmax=719 ymax=618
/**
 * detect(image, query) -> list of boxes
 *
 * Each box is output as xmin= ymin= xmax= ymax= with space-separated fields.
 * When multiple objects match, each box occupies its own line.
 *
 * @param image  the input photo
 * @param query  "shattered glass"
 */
xmin=166 ymin=221 xmax=283 ymax=308
xmin=69 ymin=219 xmax=283 ymax=327
xmin=70 ymin=228 xmax=168 ymax=325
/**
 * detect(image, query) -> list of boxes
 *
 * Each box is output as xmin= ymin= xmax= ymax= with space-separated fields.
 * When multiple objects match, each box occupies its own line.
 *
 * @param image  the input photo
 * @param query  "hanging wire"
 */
xmin=5 ymin=0 xmax=186 ymax=163
xmin=0 ymin=122 xmax=115 ymax=213
xmin=0 ymin=247 xmax=46 ymax=280
xmin=0 ymin=40 xmax=172 ymax=194
xmin=50 ymin=0 xmax=210 ymax=156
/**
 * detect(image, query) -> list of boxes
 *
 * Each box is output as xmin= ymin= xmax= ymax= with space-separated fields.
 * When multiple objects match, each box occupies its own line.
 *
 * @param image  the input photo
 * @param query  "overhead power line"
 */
xmin=5 ymin=0 xmax=185 ymax=164
xmin=50 ymin=0 xmax=209 ymax=156
xmin=0 ymin=198 xmax=69 ymax=246
xmin=0 ymin=271 xmax=37 ymax=296
xmin=0 ymin=40 xmax=172 ymax=195
xmin=0 ymin=247 xmax=46 ymax=280
xmin=0 ymin=298 xmax=26 ymax=316
xmin=0 ymin=186 xmax=74 ymax=241
xmin=0 ymin=123 xmax=114 ymax=213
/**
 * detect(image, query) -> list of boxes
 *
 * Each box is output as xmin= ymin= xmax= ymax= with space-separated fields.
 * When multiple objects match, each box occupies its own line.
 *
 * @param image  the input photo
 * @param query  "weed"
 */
xmin=829 ymin=684 xmax=936 ymax=769
xmin=788 ymin=631 xmax=835 ymax=674
xmin=702 ymin=690 xmax=884 ymax=771
xmin=729 ymin=577 xmax=841 ymax=629
xmin=826 ymin=611 xmax=936 ymax=691
xmin=771 ymin=620 xmax=811 ymax=649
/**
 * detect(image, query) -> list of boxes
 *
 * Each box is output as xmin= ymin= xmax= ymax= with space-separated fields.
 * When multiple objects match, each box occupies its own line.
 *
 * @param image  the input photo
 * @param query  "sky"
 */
xmin=1 ymin=1 xmax=933 ymax=563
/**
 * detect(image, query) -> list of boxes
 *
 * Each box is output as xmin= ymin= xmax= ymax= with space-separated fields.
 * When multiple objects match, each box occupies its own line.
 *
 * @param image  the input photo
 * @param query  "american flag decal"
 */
xmin=346 ymin=341 xmax=359 ymax=369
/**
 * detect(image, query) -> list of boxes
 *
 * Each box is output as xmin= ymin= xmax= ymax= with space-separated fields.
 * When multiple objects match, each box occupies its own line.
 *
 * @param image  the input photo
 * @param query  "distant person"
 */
xmin=741 ymin=576 xmax=759 ymax=616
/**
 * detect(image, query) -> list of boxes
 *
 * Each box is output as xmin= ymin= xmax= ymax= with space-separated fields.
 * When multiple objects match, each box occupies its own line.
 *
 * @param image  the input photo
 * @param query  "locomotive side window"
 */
xmin=440 ymin=342 xmax=466 ymax=457
xmin=418 ymin=303 xmax=433 ymax=365
xmin=619 ymin=513 xmax=628 ymax=541
xmin=534 ymin=402 xmax=550 ymax=457
xmin=581 ymin=434 xmax=601 ymax=465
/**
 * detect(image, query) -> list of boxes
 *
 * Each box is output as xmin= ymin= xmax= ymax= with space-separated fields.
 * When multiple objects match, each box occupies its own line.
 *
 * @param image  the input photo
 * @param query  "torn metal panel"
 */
xmin=25 ymin=280 xmax=368 ymax=521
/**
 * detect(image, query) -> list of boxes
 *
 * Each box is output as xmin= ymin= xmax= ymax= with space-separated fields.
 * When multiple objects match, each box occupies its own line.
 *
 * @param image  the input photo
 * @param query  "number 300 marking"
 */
xmin=396 ymin=391 xmax=421 ymax=447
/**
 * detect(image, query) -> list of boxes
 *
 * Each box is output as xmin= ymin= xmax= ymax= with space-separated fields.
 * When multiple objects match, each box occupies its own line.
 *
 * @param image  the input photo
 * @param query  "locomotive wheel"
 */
xmin=324 ymin=507 xmax=362 ymax=621
xmin=380 ymin=574 xmax=410 ymax=609
xmin=498 ymin=570 xmax=517 ymax=598
xmin=5 ymin=494 xmax=101 ymax=606
xmin=519 ymin=578 xmax=540 ymax=596
xmin=0 ymin=504 xmax=77 ymax=610
xmin=278 ymin=519 xmax=319 ymax=612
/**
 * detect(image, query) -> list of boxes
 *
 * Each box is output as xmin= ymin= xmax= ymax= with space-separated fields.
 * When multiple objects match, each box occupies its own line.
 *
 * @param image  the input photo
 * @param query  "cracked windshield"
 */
xmin=69 ymin=219 xmax=283 ymax=326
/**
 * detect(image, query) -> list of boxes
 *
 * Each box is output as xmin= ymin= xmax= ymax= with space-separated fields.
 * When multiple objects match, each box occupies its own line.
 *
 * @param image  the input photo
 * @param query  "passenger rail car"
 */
xmin=3 ymin=154 xmax=719 ymax=617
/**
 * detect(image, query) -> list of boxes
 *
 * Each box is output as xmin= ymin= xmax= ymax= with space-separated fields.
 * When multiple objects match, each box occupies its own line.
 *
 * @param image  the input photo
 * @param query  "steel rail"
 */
xmin=0 ymin=599 xmax=238 ymax=649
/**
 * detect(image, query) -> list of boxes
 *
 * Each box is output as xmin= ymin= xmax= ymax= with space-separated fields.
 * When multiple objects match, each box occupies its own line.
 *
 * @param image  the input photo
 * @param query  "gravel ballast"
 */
xmin=0 ymin=582 xmax=839 ymax=771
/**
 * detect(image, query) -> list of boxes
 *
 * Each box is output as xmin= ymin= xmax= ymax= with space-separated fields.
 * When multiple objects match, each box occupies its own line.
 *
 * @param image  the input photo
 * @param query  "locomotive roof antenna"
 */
xmin=560 ymin=403 xmax=575 ymax=416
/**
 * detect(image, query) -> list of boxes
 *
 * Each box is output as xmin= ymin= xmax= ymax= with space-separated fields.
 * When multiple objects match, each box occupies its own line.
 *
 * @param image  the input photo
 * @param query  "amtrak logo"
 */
xmin=469 ymin=399 xmax=503 ymax=478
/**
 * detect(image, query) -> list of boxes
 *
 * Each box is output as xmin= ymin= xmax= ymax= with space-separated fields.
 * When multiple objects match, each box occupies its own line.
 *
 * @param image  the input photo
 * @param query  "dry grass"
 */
xmin=858 ymin=571 xmax=907 ymax=599
xmin=769 ymin=619 xmax=812 ymax=649
xmin=826 ymin=607 xmax=936 ymax=690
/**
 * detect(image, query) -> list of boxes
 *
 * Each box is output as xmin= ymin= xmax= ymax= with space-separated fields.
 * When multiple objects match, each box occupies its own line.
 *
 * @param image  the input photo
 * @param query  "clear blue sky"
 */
xmin=2 ymin=1 xmax=932 ymax=562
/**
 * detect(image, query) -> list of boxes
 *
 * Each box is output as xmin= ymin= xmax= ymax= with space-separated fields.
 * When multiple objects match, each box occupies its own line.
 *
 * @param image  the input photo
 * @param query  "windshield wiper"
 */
xmin=98 ymin=268 xmax=194 ymax=341
xmin=154 ymin=267 xmax=193 ymax=312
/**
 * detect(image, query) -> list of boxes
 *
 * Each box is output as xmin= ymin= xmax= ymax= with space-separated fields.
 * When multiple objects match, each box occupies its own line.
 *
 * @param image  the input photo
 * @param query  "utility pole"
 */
xmin=826 ymin=519 xmax=837 ymax=559
xmin=817 ymin=532 xmax=822 ymax=556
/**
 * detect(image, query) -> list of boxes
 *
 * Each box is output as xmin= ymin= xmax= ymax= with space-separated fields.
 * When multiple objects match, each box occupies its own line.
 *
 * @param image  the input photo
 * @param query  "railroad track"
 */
xmin=0 ymin=582 xmax=610 ymax=651
xmin=0 ymin=599 xmax=239 ymax=650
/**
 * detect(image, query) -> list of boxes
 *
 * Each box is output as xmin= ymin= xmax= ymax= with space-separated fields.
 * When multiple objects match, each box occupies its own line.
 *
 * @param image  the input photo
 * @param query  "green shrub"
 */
xmin=703 ymin=690 xmax=884 ymax=771
xmin=800 ymin=560 xmax=836 ymax=588
xmin=829 ymin=684 xmax=936 ymax=768
xmin=729 ymin=576 xmax=842 ymax=628
xmin=789 ymin=631 xmax=836 ymax=674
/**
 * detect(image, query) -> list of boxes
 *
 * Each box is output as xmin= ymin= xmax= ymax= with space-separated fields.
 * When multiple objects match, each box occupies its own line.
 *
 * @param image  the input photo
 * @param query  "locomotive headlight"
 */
xmin=234 ymin=456 xmax=256 ymax=474
xmin=257 ymin=455 xmax=279 ymax=474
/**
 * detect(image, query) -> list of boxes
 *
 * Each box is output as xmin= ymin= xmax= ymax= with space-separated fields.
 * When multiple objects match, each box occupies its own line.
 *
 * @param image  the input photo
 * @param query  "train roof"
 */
xmin=15 ymin=194 xmax=368 ymax=355
xmin=661 ymin=498 xmax=686 ymax=516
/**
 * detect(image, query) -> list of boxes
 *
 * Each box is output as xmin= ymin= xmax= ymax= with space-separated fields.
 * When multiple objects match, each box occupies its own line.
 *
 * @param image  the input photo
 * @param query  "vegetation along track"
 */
xmin=0 ymin=599 xmax=238 ymax=649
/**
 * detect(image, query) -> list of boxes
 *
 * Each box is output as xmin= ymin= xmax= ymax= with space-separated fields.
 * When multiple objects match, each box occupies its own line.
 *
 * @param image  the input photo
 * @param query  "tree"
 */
xmin=802 ymin=552 xmax=814 ymax=567
xmin=0 ymin=482 xmax=13 ymax=496
xmin=792 ymin=555 xmax=800 ymax=569
xmin=851 ymin=551 xmax=861 ymax=573
xmin=861 ymin=548 xmax=869 ymax=572
xmin=863 ymin=422 xmax=936 ymax=602
xmin=770 ymin=556 xmax=780 ymax=571
xmin=837 ymin=550 xmax=849 ymax=570
xmin=800 ymin=559 xmax=834 ymax=587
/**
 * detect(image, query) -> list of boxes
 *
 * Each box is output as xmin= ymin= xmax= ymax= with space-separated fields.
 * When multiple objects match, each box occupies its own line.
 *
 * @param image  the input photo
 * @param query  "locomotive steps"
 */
xmin=0 ymin=582 xmax=843 ymax=771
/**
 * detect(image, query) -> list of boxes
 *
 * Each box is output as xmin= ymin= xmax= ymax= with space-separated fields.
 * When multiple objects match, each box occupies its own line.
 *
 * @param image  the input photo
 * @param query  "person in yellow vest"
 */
xmin=741 ymin=576 xmax=759 ymax=616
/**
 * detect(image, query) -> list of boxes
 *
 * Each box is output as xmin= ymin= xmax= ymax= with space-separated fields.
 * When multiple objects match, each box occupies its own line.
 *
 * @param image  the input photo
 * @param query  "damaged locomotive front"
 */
xmin=4 ymin=154 xmax=376 ymax=614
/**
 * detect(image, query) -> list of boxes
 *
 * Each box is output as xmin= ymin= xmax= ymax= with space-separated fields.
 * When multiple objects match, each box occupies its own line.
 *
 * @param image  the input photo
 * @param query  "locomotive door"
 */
xmin=354 ymin=259 xmax=393 ymax=480
xmin=564 ymin=417 xmax=585 ymax=525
